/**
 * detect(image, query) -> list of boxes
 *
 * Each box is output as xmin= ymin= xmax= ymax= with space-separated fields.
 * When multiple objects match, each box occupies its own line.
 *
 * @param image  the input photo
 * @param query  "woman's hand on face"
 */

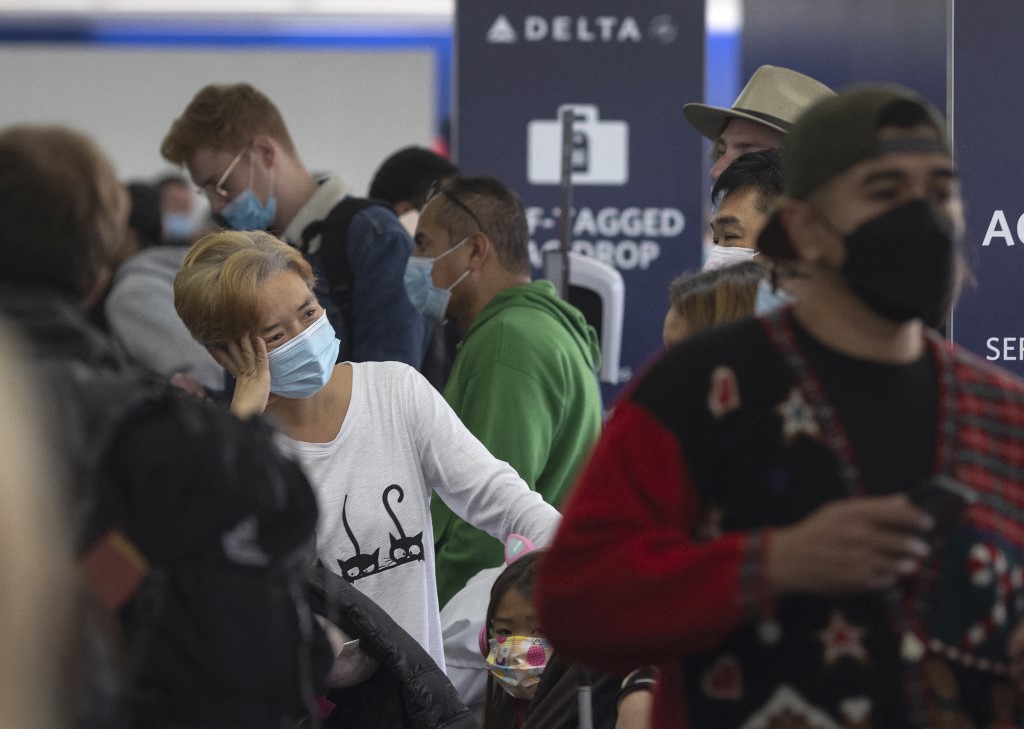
xmin=209 ymin=335 xmax=271 ymax=419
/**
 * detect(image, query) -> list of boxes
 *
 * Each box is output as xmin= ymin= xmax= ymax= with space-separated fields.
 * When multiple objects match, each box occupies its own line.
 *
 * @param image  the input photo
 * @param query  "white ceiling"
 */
xmin=0 ymin=0 xmax=450 ymax=15
xmin=0 ymin=0 xmax=741 ymax=32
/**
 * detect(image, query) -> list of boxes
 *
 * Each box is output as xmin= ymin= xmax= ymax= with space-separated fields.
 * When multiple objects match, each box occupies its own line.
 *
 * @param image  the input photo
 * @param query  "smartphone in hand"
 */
xmin=908 ymin=474 xmax=978 ymax=539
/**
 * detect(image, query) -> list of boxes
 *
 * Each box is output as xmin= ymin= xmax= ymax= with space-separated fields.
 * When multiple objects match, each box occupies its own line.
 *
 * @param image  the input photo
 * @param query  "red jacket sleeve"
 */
xmin=536 ymin=399 xmax=770 ymax=673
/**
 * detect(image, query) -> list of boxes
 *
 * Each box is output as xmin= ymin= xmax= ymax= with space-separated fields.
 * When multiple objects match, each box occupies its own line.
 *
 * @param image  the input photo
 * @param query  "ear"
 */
xmin=250 ymin=134 xmax=278 ymax=168
xmin=465 ymin=231 xmax=491 ymax=272
xmin=392 ymin=201 xmax=415 ymax=216
xmin=779 ymin=200 xmax=835 ymax=265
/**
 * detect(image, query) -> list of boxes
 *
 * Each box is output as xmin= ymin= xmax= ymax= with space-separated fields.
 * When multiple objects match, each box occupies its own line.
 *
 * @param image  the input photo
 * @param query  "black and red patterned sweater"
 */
xmin=538 ymin=308 xmax=1024 ymax=729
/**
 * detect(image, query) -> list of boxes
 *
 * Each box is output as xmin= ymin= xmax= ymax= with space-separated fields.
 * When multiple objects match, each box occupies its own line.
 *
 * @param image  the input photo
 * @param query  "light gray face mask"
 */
xmin=702 ymin=244 xmax=758 ymax=271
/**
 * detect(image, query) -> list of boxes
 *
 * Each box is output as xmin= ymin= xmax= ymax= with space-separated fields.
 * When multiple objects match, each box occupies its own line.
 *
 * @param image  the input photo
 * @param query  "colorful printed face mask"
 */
xmin=485 ymin=635 xmax=552 ymax=700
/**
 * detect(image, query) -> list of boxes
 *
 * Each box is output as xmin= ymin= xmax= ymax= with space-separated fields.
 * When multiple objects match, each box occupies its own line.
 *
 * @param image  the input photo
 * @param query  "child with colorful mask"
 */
xmin=482 ymin=545 xmax=620 ymax=729
xmin=483 ymin=550 xmax=549 ymax=728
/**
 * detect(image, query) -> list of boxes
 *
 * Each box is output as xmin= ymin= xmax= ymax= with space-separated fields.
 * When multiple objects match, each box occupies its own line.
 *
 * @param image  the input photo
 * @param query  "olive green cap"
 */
xmin=757 ymin=84 xmax=950 ymax=260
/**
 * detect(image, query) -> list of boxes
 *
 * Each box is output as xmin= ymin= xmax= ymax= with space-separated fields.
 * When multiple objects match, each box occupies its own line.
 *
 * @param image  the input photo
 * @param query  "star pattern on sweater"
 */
xmin=775 ymin=387 xmax=822 ymax=445
xmin=741 ymin=685 xmax=841 ymax=729
xmin=818 ymin=611 xmax=868 ymax=666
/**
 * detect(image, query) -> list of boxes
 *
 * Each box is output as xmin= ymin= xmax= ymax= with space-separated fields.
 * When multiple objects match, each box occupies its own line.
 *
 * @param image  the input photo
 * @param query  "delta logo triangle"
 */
xmin=487 ymin=15 xmax=517 ymax=44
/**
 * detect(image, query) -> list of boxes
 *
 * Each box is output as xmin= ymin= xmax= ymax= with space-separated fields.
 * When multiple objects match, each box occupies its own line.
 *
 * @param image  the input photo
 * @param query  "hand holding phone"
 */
xmin=908 ymin=474 xmax=977 ymax=540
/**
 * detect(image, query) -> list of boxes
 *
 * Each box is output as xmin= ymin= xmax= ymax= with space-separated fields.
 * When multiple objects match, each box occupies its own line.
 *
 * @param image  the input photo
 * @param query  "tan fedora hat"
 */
xmin=683 ymin=65 xmax=835 ymax=141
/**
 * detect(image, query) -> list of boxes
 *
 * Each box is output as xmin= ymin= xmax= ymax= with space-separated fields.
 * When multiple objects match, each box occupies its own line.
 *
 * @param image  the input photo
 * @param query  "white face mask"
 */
xmin=702 ymin=244 xmax=758 ymax=271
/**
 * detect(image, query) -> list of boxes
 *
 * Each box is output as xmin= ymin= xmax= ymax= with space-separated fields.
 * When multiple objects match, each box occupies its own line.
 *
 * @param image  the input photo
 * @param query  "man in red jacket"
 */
xmin=538 ymin=85 xmax=1024 ymax=728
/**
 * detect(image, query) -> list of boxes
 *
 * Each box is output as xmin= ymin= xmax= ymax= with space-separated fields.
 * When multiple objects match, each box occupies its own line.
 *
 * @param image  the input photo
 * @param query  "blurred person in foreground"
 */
xmin=0 ymin=123 xmax=327 ymax=727
xmin=0 ymin=320 xmax=74 ymax=727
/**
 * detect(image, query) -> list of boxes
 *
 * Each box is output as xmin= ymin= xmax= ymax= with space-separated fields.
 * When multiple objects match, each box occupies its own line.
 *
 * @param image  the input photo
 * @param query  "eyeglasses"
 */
xmin=426 ymin=178 xmax=484 ymax=234
xmin=200 ymin=145 xmax=247 ymax=200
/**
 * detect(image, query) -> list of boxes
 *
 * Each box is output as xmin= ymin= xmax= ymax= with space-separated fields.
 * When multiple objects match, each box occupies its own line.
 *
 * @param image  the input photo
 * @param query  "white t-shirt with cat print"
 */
xmin=275 ymin=361 xmax=560 ymax=671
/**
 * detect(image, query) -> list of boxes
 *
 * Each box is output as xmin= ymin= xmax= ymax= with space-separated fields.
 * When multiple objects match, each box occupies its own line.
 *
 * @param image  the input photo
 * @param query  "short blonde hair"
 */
xmin=174 ymin=230 xmax=314 ymax=346
xmin=160 ymin=83 xmax=296 ymax=164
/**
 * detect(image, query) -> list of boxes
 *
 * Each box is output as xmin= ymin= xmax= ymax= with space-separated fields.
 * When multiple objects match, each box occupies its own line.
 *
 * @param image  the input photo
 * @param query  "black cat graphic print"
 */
xmin=383 ymin=484 xmax=425 ymax=565
xmin=336 ymin=494 xmax=380 ymax=582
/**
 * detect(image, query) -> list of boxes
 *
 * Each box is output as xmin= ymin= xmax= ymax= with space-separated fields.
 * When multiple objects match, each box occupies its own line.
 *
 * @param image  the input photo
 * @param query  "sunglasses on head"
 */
xmin=426 ymin=179 xmax=485 ymax=234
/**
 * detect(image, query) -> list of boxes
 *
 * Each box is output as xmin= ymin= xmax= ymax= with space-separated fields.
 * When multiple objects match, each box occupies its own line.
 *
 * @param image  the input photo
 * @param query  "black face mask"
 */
xmin=839 ymin=199 xmax=957 ymax=327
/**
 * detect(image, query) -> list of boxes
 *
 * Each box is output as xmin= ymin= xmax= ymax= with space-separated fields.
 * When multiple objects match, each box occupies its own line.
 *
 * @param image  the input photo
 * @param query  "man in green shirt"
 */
xmin=407 ymin=176 xmax=603 ymax=607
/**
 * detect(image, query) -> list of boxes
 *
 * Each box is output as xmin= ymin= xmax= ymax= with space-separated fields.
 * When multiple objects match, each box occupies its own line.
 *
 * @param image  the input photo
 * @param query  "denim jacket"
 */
xmin=285 ymin=176 xmax=427 ymax=367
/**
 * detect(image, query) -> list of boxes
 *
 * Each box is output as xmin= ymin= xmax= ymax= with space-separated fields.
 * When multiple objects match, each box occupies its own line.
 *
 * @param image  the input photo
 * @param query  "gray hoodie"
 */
xmin=105 ymin=246 xmax=224 ymax=392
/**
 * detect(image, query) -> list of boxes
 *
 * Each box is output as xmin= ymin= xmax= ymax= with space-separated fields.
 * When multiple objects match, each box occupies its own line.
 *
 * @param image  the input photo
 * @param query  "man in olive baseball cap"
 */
xmin=756 ymin=83 xmax=960 ymax=327
xmin=538 ymin=85 xmax=1024 ymax=727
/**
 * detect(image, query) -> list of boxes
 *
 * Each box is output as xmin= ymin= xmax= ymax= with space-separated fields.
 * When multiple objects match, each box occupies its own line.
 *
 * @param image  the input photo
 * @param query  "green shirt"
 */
xmin=432 ymin=280 xmax=603 ymax=607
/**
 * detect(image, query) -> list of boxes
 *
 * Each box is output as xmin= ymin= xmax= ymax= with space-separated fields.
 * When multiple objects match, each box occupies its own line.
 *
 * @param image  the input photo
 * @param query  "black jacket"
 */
xmin=1 ymin=284 xmax=326 ymax=728
xmin=308 ymin=566 xmax=477 ymax=729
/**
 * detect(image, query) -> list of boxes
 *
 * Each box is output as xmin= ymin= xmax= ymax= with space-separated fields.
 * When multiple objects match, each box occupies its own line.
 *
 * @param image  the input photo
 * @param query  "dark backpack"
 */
xmin=299 ymin=196 xmax=390 ymax=359
xmin=295 ymin=195 xmax=459 ymax=387
xmin=61 ymin=367 xmax=328 ymax=728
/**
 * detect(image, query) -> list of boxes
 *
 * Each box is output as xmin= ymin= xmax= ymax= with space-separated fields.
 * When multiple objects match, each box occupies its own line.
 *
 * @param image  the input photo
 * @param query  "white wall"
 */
xmin=0 ymin=45 xmax=434 ymax=194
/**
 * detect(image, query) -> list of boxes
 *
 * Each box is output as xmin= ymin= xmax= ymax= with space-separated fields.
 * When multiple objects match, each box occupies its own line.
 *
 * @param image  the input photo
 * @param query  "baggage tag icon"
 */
xmin=527 ymin=104 xmax=629 ymax=186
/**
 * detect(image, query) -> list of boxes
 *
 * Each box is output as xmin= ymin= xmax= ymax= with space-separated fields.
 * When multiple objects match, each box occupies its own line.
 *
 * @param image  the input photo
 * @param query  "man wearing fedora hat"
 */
xmin=538 ymin=84 xmax=1024 ymax=727
xmin=684 ymin=64 xmax=834 ymax=182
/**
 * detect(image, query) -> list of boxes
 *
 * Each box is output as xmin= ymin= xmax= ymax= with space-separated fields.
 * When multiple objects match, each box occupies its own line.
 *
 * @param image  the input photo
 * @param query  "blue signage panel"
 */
xmin=455 ymin=2 xmax=705 ymax=401
xmin=951 ymin=1 xmax=1024 ymax=376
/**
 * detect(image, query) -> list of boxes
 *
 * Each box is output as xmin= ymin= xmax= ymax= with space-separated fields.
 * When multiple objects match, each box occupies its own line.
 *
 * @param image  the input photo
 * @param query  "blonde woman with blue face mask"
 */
xmin=174 ymin=230 xmax=560 ymax=675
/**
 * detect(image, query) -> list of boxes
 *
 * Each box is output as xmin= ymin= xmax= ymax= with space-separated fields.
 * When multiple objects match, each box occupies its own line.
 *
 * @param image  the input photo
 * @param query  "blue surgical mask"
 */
xmin=403 ymin=238 xmax=471 ymax=323
xmin=266 ymin=311 xmax=340 ymax=398
xmin=755 ymin=277 xmax=796 ymax=315
xmin=162 ymin=212 xmax=194 ymax=243
xmin=220 ymin=162 xmax=276 ymax=231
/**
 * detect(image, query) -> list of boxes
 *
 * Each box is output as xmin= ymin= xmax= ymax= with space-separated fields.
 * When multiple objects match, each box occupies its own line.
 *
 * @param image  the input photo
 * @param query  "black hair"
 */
xmin=431 ymin=176 xmax=530 ymax=276
xmin=368 ymin=146 xmax=458 ymax=210
xmin=154 ymin=173 xmax=190 ymax=193
xmin=712 ymin=148 xmax=783 ymax=214
xmin=482 ymin=551 xmax=543 ymax=729
xmin=126 ymin=182 xmax=163 ymax=249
